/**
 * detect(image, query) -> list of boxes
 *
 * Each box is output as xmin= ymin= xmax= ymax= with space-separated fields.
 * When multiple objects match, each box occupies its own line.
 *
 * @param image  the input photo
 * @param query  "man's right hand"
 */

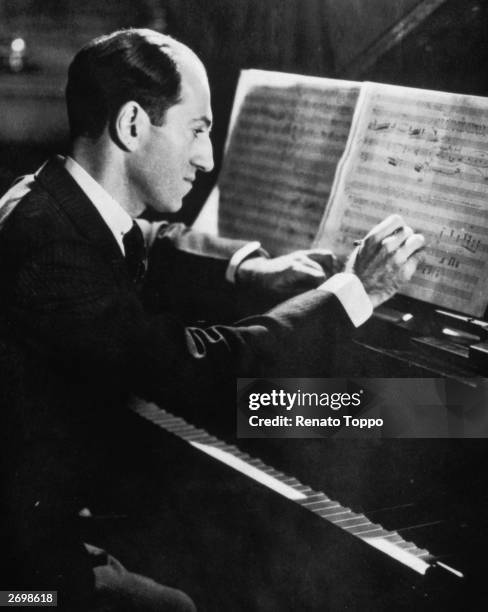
xmin=345 ymin=214 xmax=425 ymax=309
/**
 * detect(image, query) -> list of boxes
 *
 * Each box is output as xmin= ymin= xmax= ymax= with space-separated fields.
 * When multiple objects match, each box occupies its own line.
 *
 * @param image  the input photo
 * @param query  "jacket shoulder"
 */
xmin=1 ymin=173 xmax=76 ymax=254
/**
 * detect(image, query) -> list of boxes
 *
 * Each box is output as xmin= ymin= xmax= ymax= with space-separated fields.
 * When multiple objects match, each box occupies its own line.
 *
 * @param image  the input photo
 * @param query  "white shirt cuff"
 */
xmin=317 ymin=272 xmax=373 ymax=327
xmin=225 ymin=241 xmax=267 ymax=283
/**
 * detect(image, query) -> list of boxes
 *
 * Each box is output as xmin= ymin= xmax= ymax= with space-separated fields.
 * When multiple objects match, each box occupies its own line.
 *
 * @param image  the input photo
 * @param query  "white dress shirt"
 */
xmin=64 ymin=156 xmax=133 ymax=253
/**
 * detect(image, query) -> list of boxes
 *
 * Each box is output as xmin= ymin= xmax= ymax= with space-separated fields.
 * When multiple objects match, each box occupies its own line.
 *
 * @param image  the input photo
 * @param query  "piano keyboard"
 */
xmin=131 ymin=399 xmax=463 ymax=580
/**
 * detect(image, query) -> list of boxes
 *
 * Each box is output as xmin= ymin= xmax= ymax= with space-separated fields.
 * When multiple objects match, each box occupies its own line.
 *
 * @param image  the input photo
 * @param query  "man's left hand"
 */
xmin=235 ymin=249 xmax=336 ymax=297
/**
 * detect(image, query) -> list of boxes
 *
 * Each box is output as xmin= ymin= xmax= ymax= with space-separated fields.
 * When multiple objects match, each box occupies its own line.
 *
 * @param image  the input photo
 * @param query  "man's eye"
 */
xmin=193 ymin=128 xmax=205 ymax=137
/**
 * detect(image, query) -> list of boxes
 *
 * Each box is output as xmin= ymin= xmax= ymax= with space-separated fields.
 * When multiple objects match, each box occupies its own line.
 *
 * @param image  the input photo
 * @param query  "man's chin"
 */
xmin=169 ymin=198 xmax=184 ymax=213
xmin=147 ymin=198 xmax=183 ymax=215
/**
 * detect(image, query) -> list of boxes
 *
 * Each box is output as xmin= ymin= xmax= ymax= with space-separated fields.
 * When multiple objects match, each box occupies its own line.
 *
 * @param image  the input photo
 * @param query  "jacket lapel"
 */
xmin=35 ymin=157 xmax=124 ymax=264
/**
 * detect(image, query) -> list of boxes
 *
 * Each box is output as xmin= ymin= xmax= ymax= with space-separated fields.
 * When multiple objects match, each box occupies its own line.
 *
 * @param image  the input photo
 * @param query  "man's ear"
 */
xmin=113 ymin=101 xmax=150 ymax=151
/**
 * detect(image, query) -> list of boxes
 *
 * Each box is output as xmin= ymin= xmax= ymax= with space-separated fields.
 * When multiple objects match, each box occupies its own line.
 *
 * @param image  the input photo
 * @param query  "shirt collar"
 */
xmin=64 ymin=155 xmax=133 ymax=253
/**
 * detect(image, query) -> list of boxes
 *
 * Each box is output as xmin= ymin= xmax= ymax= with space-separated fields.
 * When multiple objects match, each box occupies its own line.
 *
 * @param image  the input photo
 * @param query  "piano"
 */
xmin=84 ymin=283 xmax=485 ymax=611
xmin=72 ymin=320 xmax=481 ymax=612
xmin=96 ymin=391 xmax=485 ymax=611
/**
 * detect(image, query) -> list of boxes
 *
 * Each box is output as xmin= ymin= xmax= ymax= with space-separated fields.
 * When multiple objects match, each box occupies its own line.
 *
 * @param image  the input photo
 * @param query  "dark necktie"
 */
xmin=122 ymin=222 xmax=147 ymax=284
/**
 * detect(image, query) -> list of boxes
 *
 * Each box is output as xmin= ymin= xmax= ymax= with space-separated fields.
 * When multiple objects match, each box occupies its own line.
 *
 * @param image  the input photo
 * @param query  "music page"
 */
xmin=316 ymin=82 xmax=488 ymax=317
xmin=216 ymin=70 xmax=360 ymax=255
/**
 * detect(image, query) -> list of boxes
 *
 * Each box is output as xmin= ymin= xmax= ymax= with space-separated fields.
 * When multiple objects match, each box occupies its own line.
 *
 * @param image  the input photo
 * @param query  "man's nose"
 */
xmin=192 ymin=134 xmax=214 ymax=173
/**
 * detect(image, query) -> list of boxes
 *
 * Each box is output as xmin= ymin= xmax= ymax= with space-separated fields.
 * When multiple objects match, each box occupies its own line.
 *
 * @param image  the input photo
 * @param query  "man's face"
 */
xmin=131 ymin=52 xmax=214 ymax=213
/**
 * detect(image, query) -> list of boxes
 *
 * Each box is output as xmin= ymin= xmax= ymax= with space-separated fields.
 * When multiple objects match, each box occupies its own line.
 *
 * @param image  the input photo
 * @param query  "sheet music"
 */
xmin=216 ymin=70 xmax=360 ymax=255
xmin=316 ymin=82 xmax=488 ymax=317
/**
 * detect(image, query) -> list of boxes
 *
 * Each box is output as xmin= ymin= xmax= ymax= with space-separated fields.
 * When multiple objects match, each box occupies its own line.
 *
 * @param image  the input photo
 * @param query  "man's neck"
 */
xmin=70 ymin=139 xmax=145 ymax=217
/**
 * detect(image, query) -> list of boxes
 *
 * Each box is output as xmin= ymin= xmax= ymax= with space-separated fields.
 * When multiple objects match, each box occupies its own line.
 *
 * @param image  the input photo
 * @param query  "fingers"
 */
xmin=401 ymin=253 xmax=420 ymax=282
xmin=364 ymin=214 xmax=405 ymax=244
xmin=382 ymin=226 xmax=413 ymax=253
xmin=395 ymin=232 xmax=425 ymax=265
xmin=236 ymin=251 xmax=328 ymax=295
xmin=292 ymin=259 xmax=326 ymax=280
xmin=363 ymin=215 xmax=424 ymax=266
xmin=300 ymin=249 xmax=336 ymax=275
xmin=286 ymin=250 xmax=331 ymax=276
xmin=396 ymin=236 xmax=426 ymax=283
xmin=352 ymin=213 xmax=426 ymax=307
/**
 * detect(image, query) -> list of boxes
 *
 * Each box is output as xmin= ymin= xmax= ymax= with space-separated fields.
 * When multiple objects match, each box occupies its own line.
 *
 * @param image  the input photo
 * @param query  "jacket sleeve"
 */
xmin=6 ymin=238 xmax=354 ymax=421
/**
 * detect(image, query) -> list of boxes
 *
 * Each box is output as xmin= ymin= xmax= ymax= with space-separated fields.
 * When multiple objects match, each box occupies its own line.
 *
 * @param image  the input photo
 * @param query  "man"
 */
xmin=0 ymin=29 xmax=424 ymax=611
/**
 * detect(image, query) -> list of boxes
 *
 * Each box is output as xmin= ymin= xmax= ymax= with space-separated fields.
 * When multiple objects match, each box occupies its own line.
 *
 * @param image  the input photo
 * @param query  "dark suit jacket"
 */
xmin=0 ymin=157 xmax=353 ymax=593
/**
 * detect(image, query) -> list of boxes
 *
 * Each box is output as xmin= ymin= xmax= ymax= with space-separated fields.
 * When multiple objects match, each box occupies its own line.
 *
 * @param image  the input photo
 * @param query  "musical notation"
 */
xmin=317 ymin=82 xmax=488 ymax=317
xmin=217 ymin=70 xmax=360 ymax=255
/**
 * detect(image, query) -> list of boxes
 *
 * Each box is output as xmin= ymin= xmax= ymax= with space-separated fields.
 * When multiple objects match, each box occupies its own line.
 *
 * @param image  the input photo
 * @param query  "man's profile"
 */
xmin=0 ymin=28 xmax=423 ymax=611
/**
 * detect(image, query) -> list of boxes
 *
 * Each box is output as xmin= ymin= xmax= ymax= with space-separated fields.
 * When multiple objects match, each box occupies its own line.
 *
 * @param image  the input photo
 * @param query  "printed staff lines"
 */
xmin=363 ymin=128 xmax=488 ymax=152
xmin=225 ymin=140 xmax=345 ymax=164
xmin=351 ymin=165 xmax=488 ymax=206
xmin=345 ymin=196 xmax=488 ymax=239
xmin=358 ymin=145 xmax=488 ymax=181
xmin=372 ymin=90 xmax=488 ymax=118
xmin=369 ymin=102 xmax=488 ymax=134
xmin=407 ymin=277 xmax=472 ymax=301
xmin=231 ymin=125 xmax=352 ymax=147
xmin=222 ymin=167 xmax=333 ymax=197
xmin=347 ymin=181 xmax=488 ymax=222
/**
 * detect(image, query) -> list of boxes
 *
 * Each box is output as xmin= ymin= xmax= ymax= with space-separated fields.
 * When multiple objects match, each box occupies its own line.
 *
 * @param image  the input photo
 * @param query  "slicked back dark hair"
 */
xmin=66 ymin=29 xmax=182 ymax=139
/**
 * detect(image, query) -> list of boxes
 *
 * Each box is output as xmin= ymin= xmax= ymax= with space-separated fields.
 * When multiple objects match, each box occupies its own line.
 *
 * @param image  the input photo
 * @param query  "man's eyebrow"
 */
xmin=192 ymin=116 xmax=212 ymax=129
